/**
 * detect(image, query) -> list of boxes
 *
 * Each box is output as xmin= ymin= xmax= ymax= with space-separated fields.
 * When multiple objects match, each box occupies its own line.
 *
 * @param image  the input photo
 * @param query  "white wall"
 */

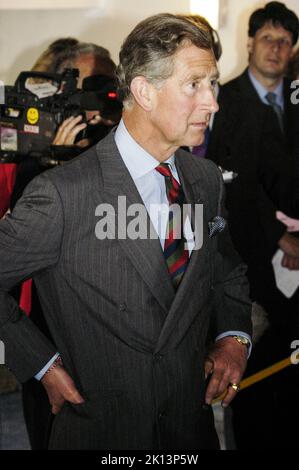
xmin=0 ymin=0 xmax=298 ymax=85
xmin=0 ymin=0 xmax=189 ymax=84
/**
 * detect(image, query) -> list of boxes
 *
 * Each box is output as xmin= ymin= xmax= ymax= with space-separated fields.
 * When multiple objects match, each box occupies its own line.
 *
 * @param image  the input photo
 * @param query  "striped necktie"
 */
xmin=265 ymin=92 xmax=284 ymax=134
xmin=155 ymin=163 xmax=189 ymax=289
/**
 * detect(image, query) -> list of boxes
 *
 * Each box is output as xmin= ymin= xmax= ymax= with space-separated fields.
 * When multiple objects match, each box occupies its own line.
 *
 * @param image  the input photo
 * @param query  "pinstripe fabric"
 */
xmin=0 ymin=131 xmax=252 ymax=449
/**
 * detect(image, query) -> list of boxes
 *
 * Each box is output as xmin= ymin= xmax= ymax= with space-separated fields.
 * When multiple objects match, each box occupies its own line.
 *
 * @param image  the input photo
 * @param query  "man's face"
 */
xmin=148 ymin=44 xmax=219 ymax=149
xmin=74 ymin=53 xmax=108 ymax=88
xmin=74 ymin=53 xmax=118 ymax=124
xmin=248 ymin=22 xmax=293 ymax=80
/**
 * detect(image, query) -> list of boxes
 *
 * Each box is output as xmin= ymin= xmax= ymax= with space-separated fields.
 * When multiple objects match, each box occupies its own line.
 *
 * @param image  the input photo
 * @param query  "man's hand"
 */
xmin=279 ymin=232 xmax=299 ymax=258
xmin=279 ymin=233 xmax=299 ymax=270
xmin=204 ymin=336 xmax=247 ymax=407
xmin=281 ymin=253 xmax=299 ymax=270
xmin=41 ymin=363 xmax=85 ymax=415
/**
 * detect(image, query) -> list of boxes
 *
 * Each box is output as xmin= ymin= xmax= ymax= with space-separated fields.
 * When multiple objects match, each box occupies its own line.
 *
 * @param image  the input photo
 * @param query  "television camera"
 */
xmin=0 ymin=68 xmax=122 ymax=165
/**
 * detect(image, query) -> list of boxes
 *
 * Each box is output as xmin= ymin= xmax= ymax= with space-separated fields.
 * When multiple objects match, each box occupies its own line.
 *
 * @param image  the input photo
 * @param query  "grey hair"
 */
xmin=116 ymin=13 xmax=213 ymax=107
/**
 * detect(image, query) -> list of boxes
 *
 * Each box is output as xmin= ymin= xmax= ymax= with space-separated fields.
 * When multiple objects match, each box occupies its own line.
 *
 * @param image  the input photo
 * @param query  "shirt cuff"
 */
xmin=215 ymin=331 xmax=252 ymax=357
xmin=34 ymin=352 xmax=60 ymax=381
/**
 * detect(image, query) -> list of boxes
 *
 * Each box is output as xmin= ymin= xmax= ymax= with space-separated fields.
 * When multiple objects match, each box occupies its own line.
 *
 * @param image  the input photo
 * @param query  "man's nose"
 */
xmin=196 ymin=85 xmax=219 ymax=114
xmin=210 ymin=92 xmax=219 ymax=113
xmin=204 ymin=88 xmax=219 ymax=113
xmin=270 ymin=39 xmax=280 ymax=53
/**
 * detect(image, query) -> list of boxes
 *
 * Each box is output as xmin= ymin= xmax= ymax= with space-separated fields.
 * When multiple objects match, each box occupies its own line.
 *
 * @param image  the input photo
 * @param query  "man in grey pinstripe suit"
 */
xmin=0 ymin=14 xmax=252 ymax=450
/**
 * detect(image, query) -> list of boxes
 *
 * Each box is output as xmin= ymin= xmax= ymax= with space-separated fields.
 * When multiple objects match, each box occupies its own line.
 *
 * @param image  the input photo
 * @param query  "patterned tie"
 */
xmin=155 ymin=163 xmax=189 ymax=289
xmin=265 ymin=92 xmax=284 ymax=134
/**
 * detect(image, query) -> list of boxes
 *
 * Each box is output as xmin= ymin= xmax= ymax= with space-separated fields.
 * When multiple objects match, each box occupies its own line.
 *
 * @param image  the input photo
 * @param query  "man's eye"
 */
xmin=185 ymin=81 xmax=198 ymax=93
xmin=279 ymin=38 xmax=292 ymax=47
xmin=211 ymin=79 xmax=217 ymax=88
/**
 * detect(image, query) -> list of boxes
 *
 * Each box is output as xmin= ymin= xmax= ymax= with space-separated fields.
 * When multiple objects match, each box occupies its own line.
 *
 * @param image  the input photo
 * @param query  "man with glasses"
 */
xmin=207 ymin=1 xmax=299 ymax=449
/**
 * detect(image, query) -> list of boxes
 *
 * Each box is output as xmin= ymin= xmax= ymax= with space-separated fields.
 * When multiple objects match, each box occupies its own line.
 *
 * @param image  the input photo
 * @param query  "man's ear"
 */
xmin=247 ymin=37 xmax=254 ymax=54
xmin=130 ymin=76 xmax=155 ymax=111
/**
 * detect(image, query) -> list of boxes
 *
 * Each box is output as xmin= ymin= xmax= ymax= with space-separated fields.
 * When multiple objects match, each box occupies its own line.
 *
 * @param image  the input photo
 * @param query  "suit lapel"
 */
xmin=93 ymin=132 xmax=175 ymax=313
xmin=175 ymin=149 xmax=208 ymax=274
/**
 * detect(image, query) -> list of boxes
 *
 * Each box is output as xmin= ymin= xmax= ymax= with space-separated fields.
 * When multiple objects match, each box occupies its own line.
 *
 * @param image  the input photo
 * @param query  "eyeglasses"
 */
xmin=259 ymin=35 xmax=293 ymax=50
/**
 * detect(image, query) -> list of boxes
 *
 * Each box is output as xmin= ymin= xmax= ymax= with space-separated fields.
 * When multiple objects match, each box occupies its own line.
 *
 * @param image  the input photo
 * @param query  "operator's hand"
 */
xmin=52 ymin=115 xmax=87 ymax=146
xmin=204 ymin=336 xmax=247 ymax=407
xmin=85 ymin=111 xmax=116 ymax=127
xmin=41 ymin=362 xmax=84 ymax=415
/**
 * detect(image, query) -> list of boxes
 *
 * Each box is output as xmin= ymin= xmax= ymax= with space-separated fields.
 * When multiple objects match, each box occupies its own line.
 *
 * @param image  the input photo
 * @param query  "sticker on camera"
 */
xmin=27 ymin=108 xmax=39 ymax=125
xmin=24 ymin=124 xmax=39 ymax=134
xmin=0 ymin=123 xmax=18 ymax=151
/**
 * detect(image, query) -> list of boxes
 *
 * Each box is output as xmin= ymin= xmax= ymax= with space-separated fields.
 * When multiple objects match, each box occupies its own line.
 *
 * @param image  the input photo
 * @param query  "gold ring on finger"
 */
xmin=229 ymin=382 xmax=240 ymax=392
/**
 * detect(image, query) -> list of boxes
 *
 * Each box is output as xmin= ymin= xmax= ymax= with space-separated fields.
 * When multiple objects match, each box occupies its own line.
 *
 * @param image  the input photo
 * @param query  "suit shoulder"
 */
xmin=221 ymin=75 xmax=242 ymax=91
xmin=177 ymin=148 xmax=222 ymax=185
xmin=44 ymin=145 xmax=100 ymax=190
xmin=191 ymin=153 xmax=220 ymax=175
xmin=45 ymin=130 xmax=117 ymax=190
xmin=219 ymin=72 xmax=250 ymax=100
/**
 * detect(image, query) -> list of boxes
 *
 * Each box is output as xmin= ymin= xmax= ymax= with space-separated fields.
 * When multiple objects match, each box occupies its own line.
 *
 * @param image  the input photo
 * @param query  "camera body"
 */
xmin=0 ymin=69 xmax=122 ymax=163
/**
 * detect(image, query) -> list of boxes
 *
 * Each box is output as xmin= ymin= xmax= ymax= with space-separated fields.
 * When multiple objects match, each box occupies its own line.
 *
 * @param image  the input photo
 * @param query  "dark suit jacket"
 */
xmin=0 ymin=130 xmax=251 ymax=450
xmin=292 ymin=113 xmax=299 ymax=216
xmin=207 ymin=69 xmax=298 ymax=266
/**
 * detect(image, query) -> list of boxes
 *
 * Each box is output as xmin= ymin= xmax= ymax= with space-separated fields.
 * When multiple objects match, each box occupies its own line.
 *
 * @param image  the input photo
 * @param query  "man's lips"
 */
xmin=266 ymin=57 xmax=280 ymax=65
xmin=190 ymin=122 xmax=208 ymax=128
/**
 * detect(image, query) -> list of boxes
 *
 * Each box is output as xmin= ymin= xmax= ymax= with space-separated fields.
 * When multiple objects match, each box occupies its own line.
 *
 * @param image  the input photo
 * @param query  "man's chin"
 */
xmin=262 ymin=66 xmax=284 ymax=79
xmin=179 ymin=128 xmax=206 ymax=148
xmin=191 ymin=136 xmax=205 ymax=147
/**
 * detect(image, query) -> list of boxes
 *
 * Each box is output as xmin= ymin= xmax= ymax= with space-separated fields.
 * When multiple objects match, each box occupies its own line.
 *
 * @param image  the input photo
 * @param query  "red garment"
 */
xmin=0 ymin=164 xmax=17 ymax=218
xmin=0 ymin=164 xmax=32 ymax=315
xmin=19 ymin=279 xmax=33 ymax=316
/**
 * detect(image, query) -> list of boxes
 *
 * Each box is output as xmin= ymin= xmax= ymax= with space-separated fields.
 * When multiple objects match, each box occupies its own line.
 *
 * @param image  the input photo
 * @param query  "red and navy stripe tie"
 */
xmin=156 ymin=163 xmax=189 ymax=289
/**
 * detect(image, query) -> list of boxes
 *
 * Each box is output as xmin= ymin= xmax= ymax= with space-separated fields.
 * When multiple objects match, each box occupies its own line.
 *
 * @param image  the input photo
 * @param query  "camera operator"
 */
xmin=11 ymin=40 xmax=120 ymax=202
xmin=50 ymin=41 xmax=118 ymax=148
xmin=9 ymin=39 xmax=121 ymax=450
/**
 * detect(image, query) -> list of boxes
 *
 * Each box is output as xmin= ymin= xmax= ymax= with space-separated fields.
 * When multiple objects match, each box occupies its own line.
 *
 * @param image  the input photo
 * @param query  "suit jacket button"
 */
xmin=153 ymin=353 xmax=163 ymax=363
xmin=119 ymin=303 xmax=127 ymax=311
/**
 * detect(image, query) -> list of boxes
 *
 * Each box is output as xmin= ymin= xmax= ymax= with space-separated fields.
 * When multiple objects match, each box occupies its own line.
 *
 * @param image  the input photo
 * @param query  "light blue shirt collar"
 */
xmin=114 ymin=119 xmax=175 ymax=181
xmin=248 ymin=68 xmax=284 ymax=110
